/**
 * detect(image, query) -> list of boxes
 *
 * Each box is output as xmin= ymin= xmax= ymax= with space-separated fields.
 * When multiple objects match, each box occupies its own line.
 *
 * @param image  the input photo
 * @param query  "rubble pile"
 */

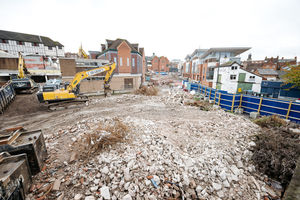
xmin=134 ymin=86 xmax=159 ymax=96
xmin=252 ymin=115 xmax=300 ymax=190
xmin=26 ymin=88 xmax=279 ymax=199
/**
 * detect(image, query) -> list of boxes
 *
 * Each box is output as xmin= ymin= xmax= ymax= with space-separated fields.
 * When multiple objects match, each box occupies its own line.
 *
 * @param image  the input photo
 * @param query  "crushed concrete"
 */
xmin=0 ymin=86 xmax=279 ymax=199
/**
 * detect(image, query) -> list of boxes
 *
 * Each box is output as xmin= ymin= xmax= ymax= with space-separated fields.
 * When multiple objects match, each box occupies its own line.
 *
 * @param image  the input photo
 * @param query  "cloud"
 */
xmin=0 ymin=0 xmax=299 ymax=60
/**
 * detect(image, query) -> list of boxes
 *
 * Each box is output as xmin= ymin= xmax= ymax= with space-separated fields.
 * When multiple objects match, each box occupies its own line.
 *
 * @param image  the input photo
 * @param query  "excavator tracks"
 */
xmin=47 ymin=98 xmax=89 ymax=111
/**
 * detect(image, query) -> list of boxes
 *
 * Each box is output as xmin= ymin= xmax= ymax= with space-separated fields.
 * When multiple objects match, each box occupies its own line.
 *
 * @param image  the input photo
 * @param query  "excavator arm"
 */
xmin=78 ymin=44 xmax=89 ymax=59
xmin=67 ymin=63 xmax=116 ymax=93
xmin=37 ymin=63 xmax=116 ymax=103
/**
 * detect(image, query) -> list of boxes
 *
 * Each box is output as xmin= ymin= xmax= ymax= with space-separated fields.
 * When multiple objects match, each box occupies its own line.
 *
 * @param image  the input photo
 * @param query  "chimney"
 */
xmin=295 ymin=56 xmax=297 ymax=61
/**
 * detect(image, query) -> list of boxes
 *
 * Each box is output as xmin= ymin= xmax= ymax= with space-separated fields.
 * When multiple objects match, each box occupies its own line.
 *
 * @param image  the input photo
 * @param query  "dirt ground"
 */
xmin=0 ymin=85 xmax=281 ymax=200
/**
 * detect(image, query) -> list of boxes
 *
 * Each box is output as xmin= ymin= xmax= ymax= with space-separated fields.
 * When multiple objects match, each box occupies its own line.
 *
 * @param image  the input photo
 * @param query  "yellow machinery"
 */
xmin=37 ymin=63 xmax=116 ymax=104
xmin=78 ymin=44 xmax=89 ymax=59
xmin=10 ymin=53 xmax=37 ymax=93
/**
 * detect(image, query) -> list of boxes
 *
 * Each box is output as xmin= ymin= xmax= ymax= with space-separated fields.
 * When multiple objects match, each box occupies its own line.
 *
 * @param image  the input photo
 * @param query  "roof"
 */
xmin=107 ymin=39 xmax=137 ymax=51
xmin=213 ymin=61 xmax=241 ymax=68
xmin=257 ymin=69 xmax=278 ymax=75
xmin=200 ymin=47 xmax=251 ymax=59
xmin=190 ymin=49 xmax=208 ymax=58
xmin=0 ymin=30 xmax=63 ymax=47
xmin=0 ymin=50 xmax=18 ymax=58
xmin=99 ymin=39 xmax=141 ymax=56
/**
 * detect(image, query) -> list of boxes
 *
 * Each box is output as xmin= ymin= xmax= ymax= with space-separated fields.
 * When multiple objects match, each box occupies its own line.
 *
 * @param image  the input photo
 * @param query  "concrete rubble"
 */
xmin=21 ymin=86 xmax=278 ymax=199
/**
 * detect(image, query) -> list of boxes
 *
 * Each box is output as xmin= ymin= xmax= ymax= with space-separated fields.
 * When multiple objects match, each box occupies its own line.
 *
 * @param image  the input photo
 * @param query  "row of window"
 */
xmin=114 ymin=57 xmax=137 ymax=67
xmin=230 ymin=75 xmax=256 ymax=80
xmin=0 ymin=39 xmax=62 ymax=49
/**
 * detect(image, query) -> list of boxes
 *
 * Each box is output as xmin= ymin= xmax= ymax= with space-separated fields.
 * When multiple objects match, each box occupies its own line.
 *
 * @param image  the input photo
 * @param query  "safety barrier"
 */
xmin=184 ymin=81 xmax=300 ymax=123
xmin=0 ymin=81 xmax=16 ymax=114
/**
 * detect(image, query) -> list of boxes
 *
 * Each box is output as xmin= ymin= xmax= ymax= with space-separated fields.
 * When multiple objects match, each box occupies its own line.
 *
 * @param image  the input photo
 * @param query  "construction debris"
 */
xmin=253 ymin=115 xmax=287 ymax=128
xmin=0 ymin=84 xmax=287 ymax=199
xmin=252 ymin=115 xmax=300 ymax=191
xmin=134 ymin=85 xmax=159 ymax=96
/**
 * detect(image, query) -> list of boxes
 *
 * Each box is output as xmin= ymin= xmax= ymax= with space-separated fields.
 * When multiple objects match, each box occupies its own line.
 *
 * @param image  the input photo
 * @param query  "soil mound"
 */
xmin=3 ymin=93 xmax=47 ymax=117
xmin=252 ymin=116 xmax=300 ymax=189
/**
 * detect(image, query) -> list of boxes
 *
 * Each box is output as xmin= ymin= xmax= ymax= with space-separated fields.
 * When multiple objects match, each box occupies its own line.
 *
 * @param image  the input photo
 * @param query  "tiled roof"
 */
xmin=257 ymin=68 xmax=278 ymax=75
xmin=0 ymin=30 xmax=63 ymax=47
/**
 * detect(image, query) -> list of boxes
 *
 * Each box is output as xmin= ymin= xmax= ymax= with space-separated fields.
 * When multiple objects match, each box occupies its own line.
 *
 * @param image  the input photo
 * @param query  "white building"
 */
xmin=212 ymin=62 xmax=262 ymax=94
xmin=0 ymin=30 xmax=64 ymax=57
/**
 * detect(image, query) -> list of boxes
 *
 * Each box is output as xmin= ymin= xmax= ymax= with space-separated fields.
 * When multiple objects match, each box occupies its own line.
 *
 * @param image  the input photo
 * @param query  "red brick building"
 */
xmin=97 ymin=39 xmax=144 ymax=75
xmin=146 ymin=54 xmax=170 ymax=72
xmin=242 ymin=55 xmax=297 ymax=80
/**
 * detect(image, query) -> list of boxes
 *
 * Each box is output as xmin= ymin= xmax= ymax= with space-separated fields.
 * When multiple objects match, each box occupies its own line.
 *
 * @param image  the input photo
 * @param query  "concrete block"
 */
xmin=250 ymin=112 xmax=260 ymax=119
xmin=213 ymin=105 xmax=220 ymax=110
xmin=234 ymin=108 xmax=244 ymax=114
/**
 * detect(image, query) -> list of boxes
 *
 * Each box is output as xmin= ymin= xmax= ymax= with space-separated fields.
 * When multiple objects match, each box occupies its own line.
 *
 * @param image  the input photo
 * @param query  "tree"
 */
xmin=282 ymin=65 xmax=300 ymax=88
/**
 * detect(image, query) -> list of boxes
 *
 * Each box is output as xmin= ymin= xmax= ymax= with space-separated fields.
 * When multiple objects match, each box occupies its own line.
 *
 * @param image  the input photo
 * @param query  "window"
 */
xmin=230 ymin=75 xmax=237 ymax=80
xmin=32 ymin=42 xmax=39 ymax=47
xmin=132 ymin=58 xmax=135 ymax=67
xmin=58 ymin=46 xmax=63 ymax=49
xmin=231 ymin=66 xmax=238 ymax=70
xmin=127 ymin=57 xmax=129 ymax=66
xmin=114 ymin=57 xmax=117 ymax=64
xmin=124 ymin=78 xmax=133 ymax=89
xmin=48 ymin=46 xmax=53 ymax=50
xmin=0 ymin=39 xmax=8 ymax=43
xmin=120 ymin=57 xmax=123 ymax=66
xmin=17 ymin=41 xmax=24 ymax=45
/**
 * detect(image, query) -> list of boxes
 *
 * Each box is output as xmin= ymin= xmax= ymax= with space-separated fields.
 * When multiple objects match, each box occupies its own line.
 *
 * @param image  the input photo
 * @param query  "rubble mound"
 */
xmin=252 ymin=116 xmax=300 ymax=189
xmin=134 ymin=86 xmax=158 ymax=96
xmin=3 ymin=93 xmax=47 ymax=117
xmin=253 ymin=115 xmax=287 ymax=128
xmin=72 ymin=118 xmax=129 ymax=160
xmin=27 ymin=88 xmax=280 ymax=199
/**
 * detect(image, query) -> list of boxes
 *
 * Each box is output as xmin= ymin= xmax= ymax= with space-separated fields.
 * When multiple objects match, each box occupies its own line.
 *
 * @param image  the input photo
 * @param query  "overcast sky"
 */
xmin=0 ymin=0 xmax=299 ymax=61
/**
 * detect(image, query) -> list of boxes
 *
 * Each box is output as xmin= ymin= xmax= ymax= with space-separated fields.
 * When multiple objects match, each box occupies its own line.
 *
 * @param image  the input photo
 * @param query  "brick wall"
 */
xmin=0 ymin=58 xmax=18 ymax=70
xmin=59 ymin=58 xmax=76 ymax=76
xmin=62 ymin=75 xmax=141 ymax=93
xmin=117 ymin=41 xmax=131 ymax=73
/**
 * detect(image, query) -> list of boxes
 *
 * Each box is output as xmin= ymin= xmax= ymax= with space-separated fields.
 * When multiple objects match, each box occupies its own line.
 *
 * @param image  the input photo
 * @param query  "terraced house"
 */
xmin=183 ymin=47 xmax=250 ymax=87
xmin=0 ymin=30 xmax=64 ymax=57
xmin=146 ymin=53 xmax=170 ymax=73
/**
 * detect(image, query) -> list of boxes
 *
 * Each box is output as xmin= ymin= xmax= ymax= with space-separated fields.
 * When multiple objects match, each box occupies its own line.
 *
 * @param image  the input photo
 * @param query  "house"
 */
xmin=212 ymin=62 xmax=262 ymax=94
xmin=0 ymin=30 xmax=64 ymax=57
xmin=242 ymin=55 xmax=297 ymax=80
xmin=255 ymin=69 xmax=279 ymax=80
xmin=183 ymin=47 xmax=251 ymax=86
xmin=84 ymin=38 xmax=146 ymax=91
xmin=146 ymin=53 xmax=170 ymax=73
xmin=97 ymin=39 xmax=144 ymax=75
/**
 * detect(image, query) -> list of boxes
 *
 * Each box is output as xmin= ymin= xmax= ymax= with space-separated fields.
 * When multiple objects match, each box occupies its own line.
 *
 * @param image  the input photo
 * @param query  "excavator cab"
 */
xmin=11 ymin=53 xmax=37 ymax=94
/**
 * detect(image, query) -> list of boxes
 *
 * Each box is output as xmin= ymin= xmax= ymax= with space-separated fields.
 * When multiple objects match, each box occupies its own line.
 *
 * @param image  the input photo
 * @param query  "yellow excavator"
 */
xmin=78 ymin=44 xmax=89 ymax=59
xmin=37 ymin=63 xmax=116 ymax=108
xmin=10 ymin=52 xmax=37 ymax=93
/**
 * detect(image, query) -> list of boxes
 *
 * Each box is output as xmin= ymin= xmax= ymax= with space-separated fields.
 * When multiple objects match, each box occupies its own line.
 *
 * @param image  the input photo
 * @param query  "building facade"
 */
xmin=0 ymin=30 xmax=64 ymax=57
xmin=212 ymin=62 xmax=262 ymax=94
xmin=183 ymin=47 xmax=251 ymax=87
xmin=242 ymin=55 xmax=297 ymax=80
xmin=146 ymin=53 xmax=170 ymax=72
xmin=97 ymin=39 xmax=144 ymax=76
